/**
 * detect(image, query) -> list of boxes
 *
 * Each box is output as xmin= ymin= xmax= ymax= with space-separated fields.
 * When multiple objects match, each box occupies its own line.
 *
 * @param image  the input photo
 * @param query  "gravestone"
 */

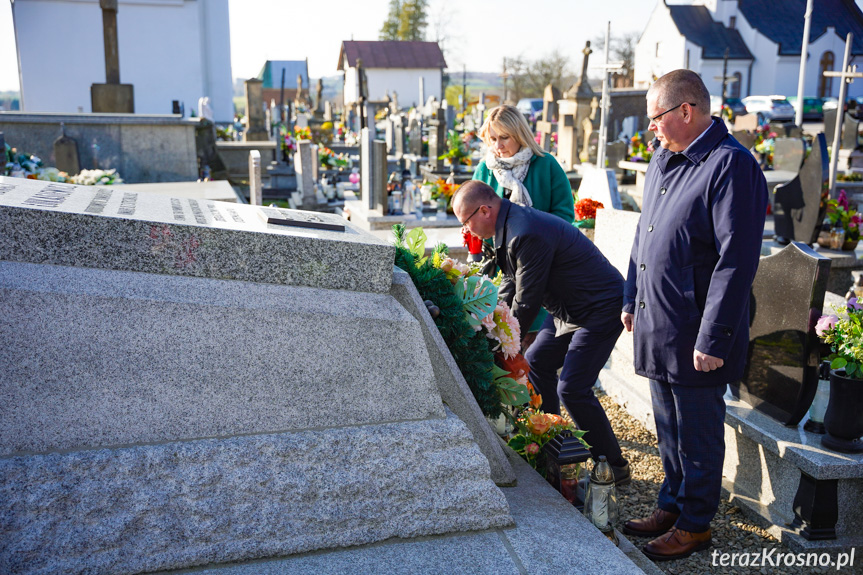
xmin=773 ymin=133 xmax=829 ymax=245
xmin=393 ymin=113 xmax=405 ymax=158
xmin=408 ymin=112 xmax=422 ymax=156
xmin=582 ymin=128 xmax=599 ymax=164
xmin=384 ymin=116 xmax=396 ymax=153
xmin=52 ymin=127 xmax=80 ymax=176
xmin=787 ymin=125 xmax=804 ymax=138
xmin=294 ymin=140 xmax=318 ymax=209
xmin=361 ymin=127 xmax=388 ymax=214
xmin=248 ymin=149 xmax=262 ymax=205
xmin=731 ymin=129 xmax=756 ymax=150
xmin=535 ymin=84 xmax=561 ymax=152
xmin=323 ymin=100 xmax=333 ymax=122
xmin=243 ymin=79 xmax=268 ymax=142
xmin=427 ymin=118 xmax=446 ymax=172
xmin=731 ymin=243 xmax=831 ymax=425
xmin=605 ymin=141 xmax=627 ymax=173
xmin=556 ymin=99 xmax=580 ymax=170
xmin=0 ymin=175 xmax=514 ymax=574
xmin=576 ymin=164 xmax=622 ymax=209
xmin=773 ymin=137 xmax=805 ymax=173
xmin=825 ymin=110 xmax=861 ymax=151
xmin=733 ymin=114 xmax=759 ymax=132
xmin=442 ymin=100 xmax=456 ymax=131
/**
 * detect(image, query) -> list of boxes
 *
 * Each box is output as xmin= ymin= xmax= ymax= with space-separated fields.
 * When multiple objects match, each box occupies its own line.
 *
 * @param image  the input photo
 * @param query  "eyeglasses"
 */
xmin=648 ymin=102 xmax=696 ymax=124
xmin=461 ymin=205 xmax=487 ymax=226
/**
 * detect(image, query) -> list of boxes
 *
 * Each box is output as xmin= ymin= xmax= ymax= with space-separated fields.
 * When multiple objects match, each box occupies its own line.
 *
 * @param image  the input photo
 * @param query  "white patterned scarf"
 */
xmin=484 ymin=147 xmax=534 ymax=208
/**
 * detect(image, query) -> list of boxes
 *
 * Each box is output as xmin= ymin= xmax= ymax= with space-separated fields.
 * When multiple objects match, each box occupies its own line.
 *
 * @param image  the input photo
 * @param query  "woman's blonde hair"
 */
xmin=479 ymin=104 xmax=545 ymax=157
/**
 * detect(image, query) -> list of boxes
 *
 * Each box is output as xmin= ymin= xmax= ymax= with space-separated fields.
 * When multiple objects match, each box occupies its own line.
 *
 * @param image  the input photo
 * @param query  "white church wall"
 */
xmin=13 ymin=0 xmax=233 ymax=121
xmin=635 ymin=2 xmax=687 ymax=88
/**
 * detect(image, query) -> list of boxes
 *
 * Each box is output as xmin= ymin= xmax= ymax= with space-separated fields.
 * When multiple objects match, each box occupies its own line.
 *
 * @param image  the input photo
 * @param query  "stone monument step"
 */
xmin=157 ymin=447 xmax=654 ymax=575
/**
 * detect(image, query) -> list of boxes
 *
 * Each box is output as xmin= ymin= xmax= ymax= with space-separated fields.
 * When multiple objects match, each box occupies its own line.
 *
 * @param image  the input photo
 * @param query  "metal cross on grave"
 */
xmin=713 ymin=48 xmax=739 ymax=111
xmin=823 ymin=32 xmax=863 ymax=193
xmin=592 ymin=21 xmax=623 ymax=170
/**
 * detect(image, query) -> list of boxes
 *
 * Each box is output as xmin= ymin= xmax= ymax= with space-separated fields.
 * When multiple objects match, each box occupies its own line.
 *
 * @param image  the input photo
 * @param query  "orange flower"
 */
xmin=497 ymin=352 xmax=530 ymax=381
xmin=527 ymin=413 xmax=552 ymax=435
xmin=529 ymin=391 xmax=543 ymax=410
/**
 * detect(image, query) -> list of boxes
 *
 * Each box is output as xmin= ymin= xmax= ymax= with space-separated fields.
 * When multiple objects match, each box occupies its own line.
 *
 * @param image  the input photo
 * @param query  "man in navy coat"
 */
xmin=620 ymin=70 xmax=767 ymax=560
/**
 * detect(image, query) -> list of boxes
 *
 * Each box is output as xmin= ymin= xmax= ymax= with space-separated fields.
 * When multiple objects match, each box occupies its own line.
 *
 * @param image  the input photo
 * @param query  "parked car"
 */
xmin=786 ymin=96 xmax=824 ymax=121
xmin=821 ymin=97 xmax=839 ymax=112
xmin=516 ymin=98 xmax=543 ymax=122
xmin=741 ymin=95 xmax=796 ymax=124
xmin=709 ymin=95 xmax=747 ymax=118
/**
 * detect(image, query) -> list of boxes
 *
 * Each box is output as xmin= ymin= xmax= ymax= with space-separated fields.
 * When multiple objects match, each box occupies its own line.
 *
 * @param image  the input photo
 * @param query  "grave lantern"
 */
xmin=584 ymin=455 xmax=619 ymax=545
xmin=542 ymin=431 xmax=592 ymax=511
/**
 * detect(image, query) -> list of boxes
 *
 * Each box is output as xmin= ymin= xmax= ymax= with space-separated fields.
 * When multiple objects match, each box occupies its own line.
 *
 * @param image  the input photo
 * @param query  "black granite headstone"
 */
xmin=772 ymin=137 xmax=805 ymax=173
xmin=773 ymin=133 xmax=829 ymax=245
xmin=732 ymin=242 xmax=831 ymax=425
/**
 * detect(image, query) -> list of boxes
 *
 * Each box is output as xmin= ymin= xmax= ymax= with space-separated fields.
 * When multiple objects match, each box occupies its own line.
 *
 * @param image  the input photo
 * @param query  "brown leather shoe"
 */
xmin=622 ymin=508 xmax=680 ymax=537
xmin=642 ymin=527 xmax=712 ymax=561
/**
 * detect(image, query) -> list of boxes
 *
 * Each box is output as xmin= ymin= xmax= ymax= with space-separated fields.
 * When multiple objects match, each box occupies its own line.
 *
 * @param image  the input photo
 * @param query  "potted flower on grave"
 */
xmin=814 ymin=298 xmax=863 ymax=453
xmin=438 ymin=130 xmax=471 ymax=171
xmin=573 ymin=198 xmax=604 ymax=243
xmin=822 ymin=190 xmax=861 ymax=251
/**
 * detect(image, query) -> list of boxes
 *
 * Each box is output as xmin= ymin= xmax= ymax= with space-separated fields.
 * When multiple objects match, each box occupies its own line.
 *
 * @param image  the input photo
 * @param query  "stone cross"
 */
xmin=100 ymin=0 xmax=120 ymax=85
xmin=249 ymin=150 xmax=262 ymax=206
xmin=90 ymin=0 xmax=134 ymax=113
xmin=823 ymin=32 xmax=863 ymax=193
xmin=535 ymin=82 xmax=560 ymax=151
xmin=592 ymin=22 xmax=624 ymax=170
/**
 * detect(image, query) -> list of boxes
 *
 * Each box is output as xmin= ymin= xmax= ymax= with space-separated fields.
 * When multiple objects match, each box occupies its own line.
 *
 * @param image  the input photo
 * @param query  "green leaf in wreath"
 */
xmin=405 ymin=227 xmax=428 ymax=265
xmin=831 ymin=357 xmax=848 ymax=370
xmin=455 ymin=275 xmax=498 ymax=326
xmin=497 ymin=376 xmax=531 ymax=405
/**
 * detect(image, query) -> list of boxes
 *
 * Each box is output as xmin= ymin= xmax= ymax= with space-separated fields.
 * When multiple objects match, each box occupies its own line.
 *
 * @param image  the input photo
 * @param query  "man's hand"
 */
xmin=694 ymin=350 xmax=724 ymax=372
xmin=621 ymin=312 xmax=633 ymax=332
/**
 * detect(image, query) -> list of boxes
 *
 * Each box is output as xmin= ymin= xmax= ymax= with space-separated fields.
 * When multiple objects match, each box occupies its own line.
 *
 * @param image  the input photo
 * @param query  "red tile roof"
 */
xmin=337 ymin=41 xmax=447 ymax=70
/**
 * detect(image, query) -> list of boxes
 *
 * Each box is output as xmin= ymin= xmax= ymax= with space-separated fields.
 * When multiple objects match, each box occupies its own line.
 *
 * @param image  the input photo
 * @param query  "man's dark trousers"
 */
xmin=649 ymin=379 xmax=727 ymax=533
xmin=525 ymin=313 xmax=624 ymax=466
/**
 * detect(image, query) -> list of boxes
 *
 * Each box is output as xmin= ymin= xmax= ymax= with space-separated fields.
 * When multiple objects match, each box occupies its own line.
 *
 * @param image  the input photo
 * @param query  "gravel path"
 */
xmin=593 ymin=391 xmax=855 ymax=575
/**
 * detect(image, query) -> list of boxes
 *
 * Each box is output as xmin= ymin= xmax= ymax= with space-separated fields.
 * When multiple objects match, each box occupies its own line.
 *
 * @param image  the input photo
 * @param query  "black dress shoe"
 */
xmin=611 ymin=460 xmax=631 ymax=487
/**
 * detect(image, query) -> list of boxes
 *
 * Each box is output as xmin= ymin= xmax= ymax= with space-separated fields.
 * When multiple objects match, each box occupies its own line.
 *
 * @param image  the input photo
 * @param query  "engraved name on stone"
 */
xmin=22 ymin=183 xmax=76 ymax=208
xmin=117 ymin=192 xmax=138 ymax=216
xmin=226 ymin=206 xmax=245 ymax=223
xmin=170 ymin=198 xmax=186 ymax=221
xmin=188 ymin=199 xmax=208 ymax=225
xmin=206 ymin=202 xmax=226 ymax=222
xmin=0 ymin=184 xmax=16 ymax=195
xmin=85 ymin=189 xmax=114 ymax=214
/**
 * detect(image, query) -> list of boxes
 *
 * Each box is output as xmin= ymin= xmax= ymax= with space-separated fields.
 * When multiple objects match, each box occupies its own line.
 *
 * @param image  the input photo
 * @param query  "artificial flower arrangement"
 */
xmin=826 ymin=189 xmax=861 ymax=242
xmin=317 ymin=146 xmax=352 ymax=170
xmin=293 ymin=125 xmax=312 ymax=141
xmin=429 ymin=178 xmax=459 ymax=209
xmin=753 ymin=124 xmax=777 ymax=168
xmin=393 ymin=224 xmax=590 ymax=474
xmin=573 ymin=198 xmax=605 ymax=230
xmin=816 ymin=296 xmax=863 ymax=379
xmin=69 ymin=169 xmax=123 ymax=186
xmin=629 ymin=132 xmax=653 ymax=163
xmin=5 ymin=144 xmax=122 ymax=185
xmin=438 ymin=129 xmax=472 ymax=167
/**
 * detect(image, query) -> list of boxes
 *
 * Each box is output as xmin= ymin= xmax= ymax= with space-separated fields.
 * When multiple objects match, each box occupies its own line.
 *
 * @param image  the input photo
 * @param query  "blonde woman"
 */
xmin=472 ymin=104 xmax=574 ymax=223
xmin=471 ymin=104 xmax=575 ymax=338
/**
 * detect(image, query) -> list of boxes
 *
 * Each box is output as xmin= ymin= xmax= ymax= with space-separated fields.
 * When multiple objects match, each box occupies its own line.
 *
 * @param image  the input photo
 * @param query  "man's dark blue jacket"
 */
xmin=495 ymin=198 xmax=623 ymax=338
xmin=623 ymin=119 xmax=767 ymax=386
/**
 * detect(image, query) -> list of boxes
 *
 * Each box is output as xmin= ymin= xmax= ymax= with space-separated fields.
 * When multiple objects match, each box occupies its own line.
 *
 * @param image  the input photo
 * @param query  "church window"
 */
xmin=819 ymin=52 xmax=835 ymax=98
